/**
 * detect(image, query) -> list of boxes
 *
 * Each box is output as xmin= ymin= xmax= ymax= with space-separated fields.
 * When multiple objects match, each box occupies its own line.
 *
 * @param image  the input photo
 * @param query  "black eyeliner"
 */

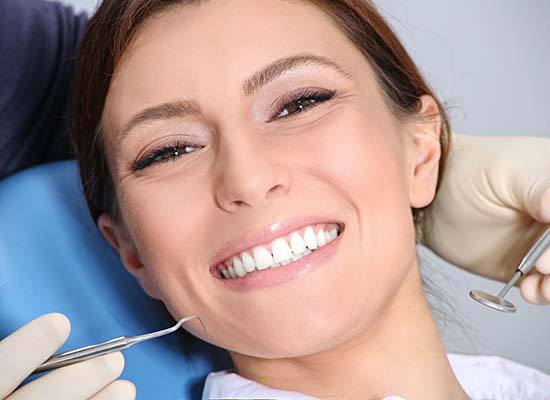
xmin=131 ymin=140 xmax=196 ymax=171
xmin=269 ymin=88 xmax=337 ymax=122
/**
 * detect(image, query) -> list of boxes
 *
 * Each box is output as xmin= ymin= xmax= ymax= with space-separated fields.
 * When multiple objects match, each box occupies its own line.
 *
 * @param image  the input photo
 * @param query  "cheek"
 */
xmin=340 ymin=108 xmax=416 ymax=278
xmin=118 ymin=178 xmax=209 ymax=282
xmin=312 ymin=106 xmax=415 ymax=251
xmin=294 ymin=107 xmax=417 ymax=342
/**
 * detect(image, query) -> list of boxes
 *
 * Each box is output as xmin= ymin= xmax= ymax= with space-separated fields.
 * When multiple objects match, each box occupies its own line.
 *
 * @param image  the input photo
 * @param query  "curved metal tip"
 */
xmin=469 ymin=290 xmax=516 ymax=313
xmin=178 ymin=315 xmax=208 ymax=339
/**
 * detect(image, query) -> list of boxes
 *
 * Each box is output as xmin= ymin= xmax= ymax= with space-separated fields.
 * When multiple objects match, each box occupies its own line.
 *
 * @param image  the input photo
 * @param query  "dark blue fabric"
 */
xmin=0 ymin=160 xmax=233 ymax=399
xmin=0 ymin=0 xmax=84 ymax=179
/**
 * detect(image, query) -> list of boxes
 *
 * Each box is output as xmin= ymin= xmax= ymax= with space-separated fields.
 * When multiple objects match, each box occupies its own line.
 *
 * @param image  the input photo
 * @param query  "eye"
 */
xmin=270 ymin=88 xmax=337 ymax=122
xmin=131 ymin=140 xmax=202 ymax=171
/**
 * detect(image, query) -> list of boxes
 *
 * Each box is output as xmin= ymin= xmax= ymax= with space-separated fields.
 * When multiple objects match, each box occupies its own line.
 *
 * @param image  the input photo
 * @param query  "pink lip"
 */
xmin=213 ymin=227 xmax=344 ymax=291
xmin=208 ymin=215 xmax=344 ymax=275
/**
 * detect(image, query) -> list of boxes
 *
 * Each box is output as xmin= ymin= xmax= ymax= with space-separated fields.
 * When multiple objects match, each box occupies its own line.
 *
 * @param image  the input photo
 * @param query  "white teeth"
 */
xmin=220 ymin=224 xmax=342 ymax=279
xmin=241 ymin=251 xmax=256 ymax=272
xmin=289 ymin=232 xmax=307 ymax=254
xmin=271 ymin=238 xmax=293 ymax=263
xmin=252 ymin=246 xmax=273 ymax=270
xmin=232 ymin=255 xmax=247 ymax=277
xmin=303 ymin=226 xmax=319 ymax=250
xmin=317 ymin=230 xmax=326 ymax=246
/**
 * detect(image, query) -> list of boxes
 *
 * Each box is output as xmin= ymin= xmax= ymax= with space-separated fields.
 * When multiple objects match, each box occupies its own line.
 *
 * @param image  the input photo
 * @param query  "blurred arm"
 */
xmin=0 ymin=0 xmax=88 ymax=179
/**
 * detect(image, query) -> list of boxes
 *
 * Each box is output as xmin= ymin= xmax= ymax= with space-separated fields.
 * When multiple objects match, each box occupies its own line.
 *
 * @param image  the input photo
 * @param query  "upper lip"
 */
xmin=208 ymin=215 xmax=344 ymax=273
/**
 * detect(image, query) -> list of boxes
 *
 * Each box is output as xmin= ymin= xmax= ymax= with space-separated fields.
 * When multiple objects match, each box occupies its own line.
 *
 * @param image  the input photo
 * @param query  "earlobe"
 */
xmin=96 ymin=213 xmax=162 ymax=300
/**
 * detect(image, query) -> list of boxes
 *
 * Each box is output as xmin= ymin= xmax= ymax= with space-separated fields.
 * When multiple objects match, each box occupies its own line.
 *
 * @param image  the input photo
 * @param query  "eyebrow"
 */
xmin=116 ymin=53 xmax=354 ymax=149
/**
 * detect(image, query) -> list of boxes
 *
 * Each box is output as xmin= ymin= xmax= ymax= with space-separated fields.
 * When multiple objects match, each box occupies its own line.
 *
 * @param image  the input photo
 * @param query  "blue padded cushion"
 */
xmin=0 ymin=160 xmax=232 ymax=399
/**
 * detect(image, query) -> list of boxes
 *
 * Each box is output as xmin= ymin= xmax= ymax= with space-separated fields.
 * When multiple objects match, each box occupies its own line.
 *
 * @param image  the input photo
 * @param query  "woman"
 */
xmin=1 ymin=0 xmax=549 ymax=399
xmin=73 ymin=0 xmax=550 ymax=398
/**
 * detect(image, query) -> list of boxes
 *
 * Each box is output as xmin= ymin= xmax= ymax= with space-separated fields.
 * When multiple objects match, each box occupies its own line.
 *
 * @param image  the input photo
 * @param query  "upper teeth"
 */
xmin=219 ymin=224 xmax=340 ymax=279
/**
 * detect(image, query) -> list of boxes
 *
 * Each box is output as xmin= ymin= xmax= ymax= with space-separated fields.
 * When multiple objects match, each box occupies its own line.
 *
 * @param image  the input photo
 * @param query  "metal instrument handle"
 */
xmin=32 ymin=315 xmax=204 ymax=375
xmin=34 ymin=336 xmax=131 ymax=374
xmin=517 ymin=227 xmax=550 ymax=274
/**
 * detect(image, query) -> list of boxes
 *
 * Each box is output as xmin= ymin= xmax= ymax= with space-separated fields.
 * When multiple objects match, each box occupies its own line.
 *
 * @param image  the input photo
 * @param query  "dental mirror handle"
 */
xmin=496 ymin=226 xmax=550 ymax=299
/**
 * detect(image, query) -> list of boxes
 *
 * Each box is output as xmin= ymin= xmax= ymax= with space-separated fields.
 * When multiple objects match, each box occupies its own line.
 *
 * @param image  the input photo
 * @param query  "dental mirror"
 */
xmin=469 ymin=226 xmax=550 ymax=313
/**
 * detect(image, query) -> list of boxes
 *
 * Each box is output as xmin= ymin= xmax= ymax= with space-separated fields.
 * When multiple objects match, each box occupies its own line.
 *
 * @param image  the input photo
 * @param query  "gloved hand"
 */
xmin=424 ymin=133 xmax=550 ymax=305
xmin=0 ymin=313 xmax=136 ymax=399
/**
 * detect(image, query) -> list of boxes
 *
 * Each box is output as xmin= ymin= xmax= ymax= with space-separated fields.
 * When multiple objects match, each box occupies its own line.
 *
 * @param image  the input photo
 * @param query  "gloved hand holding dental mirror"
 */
xmin=423 ymin=134 xmax=550 ymax=311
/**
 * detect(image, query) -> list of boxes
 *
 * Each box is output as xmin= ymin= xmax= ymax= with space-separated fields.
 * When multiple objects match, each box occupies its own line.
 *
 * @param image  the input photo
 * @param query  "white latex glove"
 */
xmin=0 ymin=313 xmax=136 ymax=399
xmin=424 ymin=134 xmax=550 ymax=305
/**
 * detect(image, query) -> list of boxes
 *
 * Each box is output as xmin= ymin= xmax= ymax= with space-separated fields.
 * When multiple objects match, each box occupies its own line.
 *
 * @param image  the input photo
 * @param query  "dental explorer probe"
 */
xmin=32 ymin=315 xmax=206 ymax=375
xmin=470 ymin=226 xmax=550 ymax=313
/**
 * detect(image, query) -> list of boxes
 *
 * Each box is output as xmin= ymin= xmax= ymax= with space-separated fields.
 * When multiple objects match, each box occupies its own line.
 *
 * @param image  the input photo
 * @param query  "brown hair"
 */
xmin=70 ymin=0 xmax=451 ymax=245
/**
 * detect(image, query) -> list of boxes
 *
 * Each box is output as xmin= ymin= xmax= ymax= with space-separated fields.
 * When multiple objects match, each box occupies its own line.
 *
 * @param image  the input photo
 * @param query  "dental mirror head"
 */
xmin=469 ymin=226 xmax=549 ymax=313
xmin=469 ymin=289 xmax=516 ymax=313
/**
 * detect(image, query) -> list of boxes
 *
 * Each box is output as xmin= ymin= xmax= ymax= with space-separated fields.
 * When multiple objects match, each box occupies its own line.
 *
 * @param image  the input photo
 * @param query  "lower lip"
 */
xmin=212 ymin=227 xmax=344 ymax=292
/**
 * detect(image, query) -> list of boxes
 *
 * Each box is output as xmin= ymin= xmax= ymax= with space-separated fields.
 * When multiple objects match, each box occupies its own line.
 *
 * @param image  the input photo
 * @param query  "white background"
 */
xmin=57 ymin=0 xmax=550 ymax=372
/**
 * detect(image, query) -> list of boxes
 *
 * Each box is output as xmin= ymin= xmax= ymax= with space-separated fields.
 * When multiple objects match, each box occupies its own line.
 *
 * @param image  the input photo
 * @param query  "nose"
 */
xmin=214 ymin=126 xmax=290 ymax=213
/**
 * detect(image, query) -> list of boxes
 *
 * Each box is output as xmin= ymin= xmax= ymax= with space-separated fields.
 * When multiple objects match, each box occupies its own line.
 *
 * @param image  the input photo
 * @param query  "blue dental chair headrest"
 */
xmin=0 ymin=160 xmax=232 ymax=399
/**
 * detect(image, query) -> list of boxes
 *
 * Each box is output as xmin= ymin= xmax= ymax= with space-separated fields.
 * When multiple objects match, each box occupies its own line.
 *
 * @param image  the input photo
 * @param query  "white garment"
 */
xmin=202 ymin=353 xmax=550 ymax=400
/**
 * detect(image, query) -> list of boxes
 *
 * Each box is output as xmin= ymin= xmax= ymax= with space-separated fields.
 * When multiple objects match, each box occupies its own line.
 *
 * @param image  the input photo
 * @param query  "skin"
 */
xmin=97 ymin=0 xmax=469 ymax=398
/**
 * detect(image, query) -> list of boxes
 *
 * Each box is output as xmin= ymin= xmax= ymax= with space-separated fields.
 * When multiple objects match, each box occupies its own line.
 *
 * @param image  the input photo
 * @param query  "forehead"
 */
xmin=103 ymin=0 xmax=372 ymax=137
xmin=117 ymin=0 xmax=347 ymax=69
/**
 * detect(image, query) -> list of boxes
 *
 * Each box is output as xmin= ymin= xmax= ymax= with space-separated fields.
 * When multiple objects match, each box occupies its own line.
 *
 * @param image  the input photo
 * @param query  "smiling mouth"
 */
xmin=213 ymin=222 xmax=343 ymax=280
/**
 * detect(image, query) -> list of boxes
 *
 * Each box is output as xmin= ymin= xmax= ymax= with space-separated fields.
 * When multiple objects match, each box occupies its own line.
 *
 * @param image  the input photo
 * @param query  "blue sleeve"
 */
xmin=0 ymin=0 xmax=88 ymax=179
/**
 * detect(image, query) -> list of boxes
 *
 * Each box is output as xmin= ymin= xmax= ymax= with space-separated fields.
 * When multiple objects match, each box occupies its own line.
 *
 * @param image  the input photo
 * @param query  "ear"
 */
xmin=405 ymin=95 xmax=442 ymax=208
xmin=97 ymin=213 xmax=162 ymax=300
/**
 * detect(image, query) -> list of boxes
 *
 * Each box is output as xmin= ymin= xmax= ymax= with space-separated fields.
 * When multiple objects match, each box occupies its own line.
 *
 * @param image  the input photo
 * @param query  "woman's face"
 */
xmin=101 ymin=0 xmax=439 ymax=357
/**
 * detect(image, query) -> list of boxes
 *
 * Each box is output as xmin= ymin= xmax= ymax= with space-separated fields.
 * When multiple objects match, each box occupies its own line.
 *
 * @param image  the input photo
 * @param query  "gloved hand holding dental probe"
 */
xmin=423 ymin=133 xmax=550 ymax=305
xmin=0 ymin=313 xmax=136 ymax=400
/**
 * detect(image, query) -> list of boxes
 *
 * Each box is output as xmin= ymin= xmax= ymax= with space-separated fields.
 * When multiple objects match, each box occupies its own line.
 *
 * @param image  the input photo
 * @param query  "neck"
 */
xmin=229 ymin=257 xmax=469 ymax=400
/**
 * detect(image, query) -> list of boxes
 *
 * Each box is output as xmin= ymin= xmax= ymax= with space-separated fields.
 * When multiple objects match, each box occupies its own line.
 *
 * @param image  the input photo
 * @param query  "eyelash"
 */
xmin=268 ymin=87 xmax=337 ymax=122
xmin=131 ymin=88 xmax=338 ymax=171
xmin=131 ymin=140 xmax=197 ymax=171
